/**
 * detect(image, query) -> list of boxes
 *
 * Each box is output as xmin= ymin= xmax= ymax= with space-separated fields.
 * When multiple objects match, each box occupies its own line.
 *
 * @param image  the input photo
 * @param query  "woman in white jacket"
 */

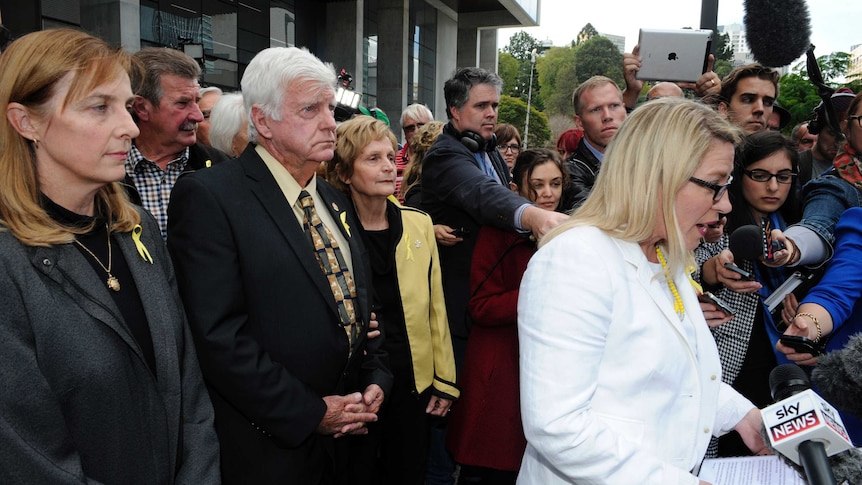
xmin=517 ymin=98 xmax=768 ymax=485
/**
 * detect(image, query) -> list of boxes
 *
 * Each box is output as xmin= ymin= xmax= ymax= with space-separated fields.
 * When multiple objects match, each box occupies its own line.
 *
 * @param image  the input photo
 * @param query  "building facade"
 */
xmin=0 ymin=0 xmax=539 ymax=127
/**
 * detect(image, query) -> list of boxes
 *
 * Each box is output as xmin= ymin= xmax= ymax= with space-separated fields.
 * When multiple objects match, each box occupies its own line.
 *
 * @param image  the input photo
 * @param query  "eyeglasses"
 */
xmin=744 ymin=169 xmax=796 ymax=184
xmin=402 ymin=122 xmax=425 ymax=133
xmin=689 ymin=175 xmax=733 ymax=201
xmin=850 ymin=114 xmax=862 ymax=129
xmin=202 ymin=110 xmax=212 ymax=120
xmin=498 ymin=144 xmax=522 ymax=153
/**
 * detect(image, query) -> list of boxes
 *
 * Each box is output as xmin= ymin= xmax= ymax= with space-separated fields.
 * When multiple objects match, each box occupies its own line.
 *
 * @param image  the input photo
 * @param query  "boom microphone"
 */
xmin=762 ymin=364 xmax=853 ymax=485
xmin=744 ymin=0 xmax=812 ymax=67
xmin=812 ymin=334 xmax=862 ymax=421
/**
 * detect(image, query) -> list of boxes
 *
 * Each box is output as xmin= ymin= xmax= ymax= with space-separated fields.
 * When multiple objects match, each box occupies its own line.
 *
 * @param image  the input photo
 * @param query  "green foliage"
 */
xmin=713 ymin=59 xmax=733 ymax=80
xmin=501 ymin=31 xmax=543 ymax=110
xmin=777 ymin=51 xmax=856 ymax=130
xmin=498 ymin=52 xmax=519 ymax=97
xmin=577 ymin=23 xmax=599 ymax=46
xmin=498 ymin=94 xmax=551 ymax=148
xmin=572 ymin=36 xmax=624 ymax=86
xmin=503 ymin=30 xmax=540 ymax=62
xmin=713 ymin=32 xmax=734 ymax=63
xmin=536 ymin=46 xmax=577 ymax=116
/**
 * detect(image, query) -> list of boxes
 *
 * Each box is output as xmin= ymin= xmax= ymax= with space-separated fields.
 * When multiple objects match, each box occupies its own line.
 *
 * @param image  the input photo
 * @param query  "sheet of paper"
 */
xmin=698 ymin=455 xmax=806 ymax=485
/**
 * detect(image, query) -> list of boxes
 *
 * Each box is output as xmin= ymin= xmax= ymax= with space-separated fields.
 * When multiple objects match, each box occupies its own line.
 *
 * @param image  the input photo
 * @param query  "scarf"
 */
xmin=833 ymin=141 xmax=862 ymax=189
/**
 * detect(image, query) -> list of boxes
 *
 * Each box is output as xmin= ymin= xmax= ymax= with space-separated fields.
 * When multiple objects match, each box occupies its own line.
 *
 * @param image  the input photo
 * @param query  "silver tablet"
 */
xmin=636 ymin=29 xmax=713 ymax=83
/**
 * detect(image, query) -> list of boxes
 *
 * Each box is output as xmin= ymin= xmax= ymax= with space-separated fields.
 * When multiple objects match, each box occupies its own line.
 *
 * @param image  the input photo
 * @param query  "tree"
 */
xmin=713 ymin=32 xmax=734 ymax=63
xmin=572 ymin=36 xmax=624 ymax=86
xmin=536 ymin=45 xmax=577 ymax=116
xmin=577 ymin=23 xmax=599 ymax=46
xmin=498 ymin=94 xmax=551 ymax=149
xmin=498 ymin=52 xmax=519 ymax=96
xmin=501 ymin=31 xmax=543 ymax=110
xmin=777 ymin=51 xmax=856 ymax=130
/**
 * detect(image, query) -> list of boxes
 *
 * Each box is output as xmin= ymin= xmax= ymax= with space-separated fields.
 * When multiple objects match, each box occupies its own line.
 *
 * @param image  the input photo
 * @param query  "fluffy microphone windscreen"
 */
xmin=744 ymin=0 xmax=812 ymax=67
xmin=812 ymin=334 xmax=862 ymax=420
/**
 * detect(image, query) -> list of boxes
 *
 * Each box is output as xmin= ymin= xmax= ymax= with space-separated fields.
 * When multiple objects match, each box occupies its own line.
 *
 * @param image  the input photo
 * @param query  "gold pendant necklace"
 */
xmin=74 ymin=223 xmax=120 ymax=292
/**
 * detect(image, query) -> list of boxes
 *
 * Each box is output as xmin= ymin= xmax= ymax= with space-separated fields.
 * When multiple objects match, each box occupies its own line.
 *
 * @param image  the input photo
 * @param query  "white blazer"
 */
xmin=517 ymin=226 xmax=754 ymax=485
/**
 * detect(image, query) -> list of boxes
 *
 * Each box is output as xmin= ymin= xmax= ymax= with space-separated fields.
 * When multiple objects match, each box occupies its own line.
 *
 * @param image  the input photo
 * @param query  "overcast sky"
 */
xmin=498 ymin=0 xmax=860 ymax=64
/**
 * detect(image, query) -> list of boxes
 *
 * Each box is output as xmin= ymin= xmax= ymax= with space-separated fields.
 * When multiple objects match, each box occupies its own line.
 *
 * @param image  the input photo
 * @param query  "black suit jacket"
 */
xmin=420 ymin=123 xmax=528 ymax=338
xmin=167 ymin=144 xmax=392 ymax=484
xmin=561 ymin=138 xmax=602 ymax=213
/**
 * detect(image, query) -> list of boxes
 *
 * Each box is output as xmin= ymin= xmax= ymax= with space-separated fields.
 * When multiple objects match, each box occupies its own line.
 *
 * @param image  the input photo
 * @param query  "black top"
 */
xmin=43 ymin=196 xmax=157 ymax=375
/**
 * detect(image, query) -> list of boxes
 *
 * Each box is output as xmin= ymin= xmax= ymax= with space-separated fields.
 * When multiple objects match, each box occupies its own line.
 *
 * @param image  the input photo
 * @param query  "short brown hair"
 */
xmin=572 ymin=76 xmax=621 ymax=116
xmin=132 ymin=47 xmax=201 ymax=105
xmin=720 ymin=63 xmax=780 ymax=103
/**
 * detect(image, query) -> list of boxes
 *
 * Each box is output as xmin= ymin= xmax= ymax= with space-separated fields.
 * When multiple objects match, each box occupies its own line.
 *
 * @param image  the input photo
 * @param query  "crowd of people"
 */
xmin=2 ymin=25 xmax=862 ymax=485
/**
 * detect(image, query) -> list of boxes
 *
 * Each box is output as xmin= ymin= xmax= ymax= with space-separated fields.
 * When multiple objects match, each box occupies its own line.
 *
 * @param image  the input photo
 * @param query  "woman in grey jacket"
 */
xmin=0 ymin=29 xmax=219 ymax=484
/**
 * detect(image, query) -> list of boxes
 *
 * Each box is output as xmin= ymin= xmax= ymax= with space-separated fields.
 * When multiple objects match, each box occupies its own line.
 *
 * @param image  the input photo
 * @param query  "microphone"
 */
xmin=812 ymin=334 xmax=862 ymax=420
xmin=744 ymin=0 xmax=812 ymax=67
xmin=762 ymin=364 xmax=853 ymax=484
xmin=723 ymin=224 xmax=761 ymax=280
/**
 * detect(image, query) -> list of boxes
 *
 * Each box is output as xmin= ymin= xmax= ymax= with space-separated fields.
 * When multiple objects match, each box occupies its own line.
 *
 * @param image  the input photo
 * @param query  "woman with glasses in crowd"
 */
xmin=494 ymin=123 xmax=522 ymax=173
xmin=447 ymin=149 xmax=567 ymax=484
xmin=695 ymin=130 xmax=801 ymax=457
xmin=0 ymin=29 xmax=219 ymax=482
xmin=516 ymin=98 xmax=766 ymax=485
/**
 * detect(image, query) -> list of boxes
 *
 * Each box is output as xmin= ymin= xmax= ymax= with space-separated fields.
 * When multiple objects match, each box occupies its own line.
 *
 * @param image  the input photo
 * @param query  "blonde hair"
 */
xmin=327 ymin=116 xmax=398 ymax=194
xmin=400 ymin=121 xmax=444 ymax=200
xmin=0 ymin=29 xmax=141 ymax=246
xmin=543 ymin=97 xmax=742 ymax=275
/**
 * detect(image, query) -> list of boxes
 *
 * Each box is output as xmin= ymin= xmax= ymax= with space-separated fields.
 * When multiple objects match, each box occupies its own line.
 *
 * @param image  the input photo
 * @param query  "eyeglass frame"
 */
xmin=849 ymin=114 xmax=862 ymax=129
xmin=689 ymin=175 xmax=733 ymax=201
xmin=743 ymin=169 xmax=796 ymax=184
xmin=402 ymin=122 xmax=426 ymax=133
xmin=498 ymin=144 xmax=522 ymax=153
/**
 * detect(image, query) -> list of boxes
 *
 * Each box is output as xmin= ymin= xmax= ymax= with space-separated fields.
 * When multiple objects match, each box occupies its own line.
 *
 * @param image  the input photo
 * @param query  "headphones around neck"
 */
xmin=458 ymin=129 xmax=497 ymax=153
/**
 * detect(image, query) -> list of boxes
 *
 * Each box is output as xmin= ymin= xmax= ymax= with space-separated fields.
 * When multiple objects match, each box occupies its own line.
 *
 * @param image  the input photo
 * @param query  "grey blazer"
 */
xmin=0 ymin=208 xmax=220 ymax=484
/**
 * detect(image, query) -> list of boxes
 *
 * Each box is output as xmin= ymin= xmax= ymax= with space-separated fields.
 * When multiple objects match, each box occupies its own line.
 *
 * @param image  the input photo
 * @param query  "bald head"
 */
xmin=646 ymin=82 xmax=683 ymax=101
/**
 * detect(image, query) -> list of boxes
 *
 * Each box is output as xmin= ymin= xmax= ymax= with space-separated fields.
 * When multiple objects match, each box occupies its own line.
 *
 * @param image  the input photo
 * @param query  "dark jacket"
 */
xmin=0 ymin=208 xmax=220 ymax=484
xmin=167 ymin=144 xmax=392 ymax=484
xmin=123 ymin=142 xmax=229 ymax=205
xmin=561 ymin=138 xmax=602 ymax=213
xmin=420 ymin=122 xmax=528 ymax=338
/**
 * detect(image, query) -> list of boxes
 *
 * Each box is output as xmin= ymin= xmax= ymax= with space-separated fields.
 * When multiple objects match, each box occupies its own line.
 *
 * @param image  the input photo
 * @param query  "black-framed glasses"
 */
xmin=689 ymin=175 xmax=733 ymax=201
xmin=744 ymin=169 xmax=796 ymax=184
xmin=402 ymin=122 xmax=425 ymax=133
xmin=849 ymin=114 xmax=862 ymax=129
xmin=498 ymin=144 xmax=522 ymax=153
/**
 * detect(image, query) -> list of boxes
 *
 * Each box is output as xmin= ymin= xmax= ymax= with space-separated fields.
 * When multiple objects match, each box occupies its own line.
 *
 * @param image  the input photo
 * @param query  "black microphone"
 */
xmin=763 ymin=364 xmax=853 ymax=485
xmin=812 ymin=334 xmax=862 ymax=420
xmin=744 ymin=0 xmax=812 ymax=67
xmin=729 ymin=224 xmax=763 ymax=262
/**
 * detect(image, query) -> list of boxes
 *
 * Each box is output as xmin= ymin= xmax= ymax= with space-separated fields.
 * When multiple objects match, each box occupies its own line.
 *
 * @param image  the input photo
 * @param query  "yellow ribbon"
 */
xmin=205 ymin=159 xmax=212 ymax=168
xmin=339 ymin=212 xmax=351 ymax=237
xmin=404 ymin=232 xmax=414 ymax=261
xmin=132 ymin=225 xmax=154 ymax=264
xmin=687 ymin=266 xmax=703 ymax=295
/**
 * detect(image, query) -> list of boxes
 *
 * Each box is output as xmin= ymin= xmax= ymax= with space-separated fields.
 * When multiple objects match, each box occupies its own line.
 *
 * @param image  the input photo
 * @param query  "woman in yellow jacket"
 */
xmin=327 ymin=115 xmax=459 ymax=484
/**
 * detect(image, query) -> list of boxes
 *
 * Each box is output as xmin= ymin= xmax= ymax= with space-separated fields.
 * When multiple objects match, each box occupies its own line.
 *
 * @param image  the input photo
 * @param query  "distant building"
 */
xmin=718 ymin=23 xmax=754 ymax=67
xmin=850 ymin=44 xmax=862 ymax=82
xmin=600 ymin=33 xmax=625 ymax=54
xmin=1 ymin=0 xmax=540 ymax=130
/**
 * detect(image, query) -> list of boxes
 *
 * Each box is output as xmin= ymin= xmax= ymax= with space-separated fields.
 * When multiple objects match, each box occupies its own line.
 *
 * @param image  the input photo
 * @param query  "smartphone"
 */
xmin=450 ymin=227 xmax=470 ymax=238
xmin=699 ymin=291 xmax=735 ymax=316
xmin=761 ymin=217 xmax=786 ymax=262
xmin=724 ymin=262 xmax=754 ymax=280
xmin=779 ymin=335 xmax=822 ymax=355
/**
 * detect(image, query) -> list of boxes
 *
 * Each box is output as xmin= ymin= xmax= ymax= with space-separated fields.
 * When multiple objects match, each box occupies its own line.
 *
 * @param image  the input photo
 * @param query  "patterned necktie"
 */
xmin=298 ymin=190 xmax=361 ymax=354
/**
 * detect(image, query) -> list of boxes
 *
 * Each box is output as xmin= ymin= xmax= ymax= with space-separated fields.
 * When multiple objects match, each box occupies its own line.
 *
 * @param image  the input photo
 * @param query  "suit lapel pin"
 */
xmin=415 ymin=240 xmax=421 ymax=248
xmin=331 ymin=202 xmax=339 ymax=212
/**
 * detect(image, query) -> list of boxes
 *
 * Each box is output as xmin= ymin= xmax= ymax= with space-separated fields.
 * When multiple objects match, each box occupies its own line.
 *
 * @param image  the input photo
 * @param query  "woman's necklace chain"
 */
xmin=656 ymin=245 xmax=684 ymax=319
xmin=74 ymin=223 xmax=120 ymax=292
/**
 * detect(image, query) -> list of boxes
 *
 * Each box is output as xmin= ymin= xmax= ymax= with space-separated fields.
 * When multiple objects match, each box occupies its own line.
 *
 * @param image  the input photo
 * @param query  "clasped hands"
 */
xmin=318 ymin=384 xmax=384 ymax=438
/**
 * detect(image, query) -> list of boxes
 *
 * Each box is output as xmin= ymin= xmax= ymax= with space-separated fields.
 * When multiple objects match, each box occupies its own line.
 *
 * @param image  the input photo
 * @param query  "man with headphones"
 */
xmin=420 ymin=66 xmax=567 ymax=484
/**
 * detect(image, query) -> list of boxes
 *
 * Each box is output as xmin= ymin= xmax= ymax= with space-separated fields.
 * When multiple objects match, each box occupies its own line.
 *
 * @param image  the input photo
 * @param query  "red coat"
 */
xmin=446 ymin=226 xmax=535 ymax=471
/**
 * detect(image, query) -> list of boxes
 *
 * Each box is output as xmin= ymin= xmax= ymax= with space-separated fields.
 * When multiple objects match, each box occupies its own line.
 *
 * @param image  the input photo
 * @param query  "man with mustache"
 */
xmin=560 ymin=76 xmax=627 ymax=212
xmin=125 ymin=48 xmax=228 ymax=239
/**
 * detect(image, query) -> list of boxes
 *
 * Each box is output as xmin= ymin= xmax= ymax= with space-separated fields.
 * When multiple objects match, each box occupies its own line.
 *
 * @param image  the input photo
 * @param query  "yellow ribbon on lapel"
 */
xmin=132 ymin=225 xmax=154 ymax=264
xmin=205 ymin=159 xmax=212 ymax=168
xmin=404 ymin=231 xmax=414 ymax=261
xmin=687 ymin=266 xmax=703 ymax=295
xmin=339 ymin=212 xmax=351 ymax=237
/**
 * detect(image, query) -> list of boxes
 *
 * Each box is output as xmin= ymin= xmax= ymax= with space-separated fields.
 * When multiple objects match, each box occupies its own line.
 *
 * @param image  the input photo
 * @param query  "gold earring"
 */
xmin=32 ymin=137 xmax=40 ymax=149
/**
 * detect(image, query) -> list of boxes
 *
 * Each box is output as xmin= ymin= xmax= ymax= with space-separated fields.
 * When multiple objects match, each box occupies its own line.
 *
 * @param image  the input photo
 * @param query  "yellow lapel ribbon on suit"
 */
xmin=339 ymin=211 xmax=351 ymax=237
xmin=132 ymin=225 xmax=154 ymax=264
xmin=299 ymin=191 xmax=362 ymax=355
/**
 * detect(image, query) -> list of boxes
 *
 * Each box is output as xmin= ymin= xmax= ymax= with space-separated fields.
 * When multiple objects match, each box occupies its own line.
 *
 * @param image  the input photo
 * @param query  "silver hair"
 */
xmin=241 ymin=47 xmax=336 ymax=143
xmin=199 ymin=86 xmax=223 ymax=98
xmin=208 ymin=92 xmax=246 ymax=156
xmin=399 ymin=103 xmax=433 ymax=128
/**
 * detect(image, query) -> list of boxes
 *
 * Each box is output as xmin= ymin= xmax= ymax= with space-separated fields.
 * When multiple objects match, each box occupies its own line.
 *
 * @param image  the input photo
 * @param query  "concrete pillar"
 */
xmin=376 ymin=0 xmax=409 ymax=130
xmin=456 ymin=25 xmax=479 ymax=69
xmin=435 ymin=10 xmax=458 ymax=120
xmin=478 ymin=28 xmax=498 ymax=73
xmin=326 ymin=0 xmax=363 ymax=92
xmin=81 ymin=0 xmax=140 ymax=52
